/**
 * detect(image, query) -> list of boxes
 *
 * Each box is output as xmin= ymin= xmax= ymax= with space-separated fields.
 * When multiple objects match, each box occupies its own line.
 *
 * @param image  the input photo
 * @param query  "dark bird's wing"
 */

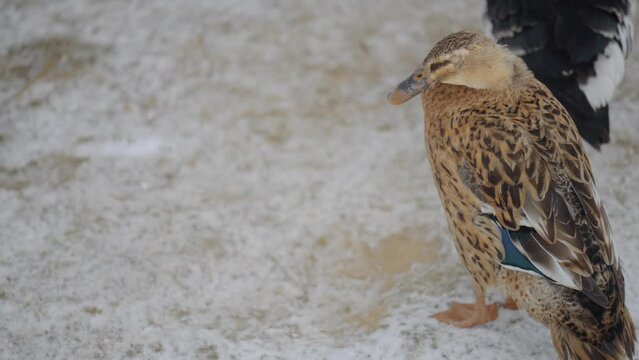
xmin=485 ymin=0 xmax=635 ymax=148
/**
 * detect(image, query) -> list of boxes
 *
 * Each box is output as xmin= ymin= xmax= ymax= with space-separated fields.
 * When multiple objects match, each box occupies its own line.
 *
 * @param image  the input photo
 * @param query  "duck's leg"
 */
xmin=503 ymin=296 xmax=518 ymax=310
xmin=431 ymin=284 xmax=498 ymax=328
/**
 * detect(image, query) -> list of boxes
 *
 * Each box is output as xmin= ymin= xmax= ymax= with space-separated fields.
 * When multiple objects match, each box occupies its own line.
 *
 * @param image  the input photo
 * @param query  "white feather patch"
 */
xmin=482 ymin=12 xmax=493 ymax=38
xmin=501 ymin=264 xmax=543 ymax=277
xmin=579 ymin=42 xmax=625 ymax=110
xmin=480 ymin=203 xmax=493 ymax=215
xmin=618 ymin=4 xmax=635 ymax=56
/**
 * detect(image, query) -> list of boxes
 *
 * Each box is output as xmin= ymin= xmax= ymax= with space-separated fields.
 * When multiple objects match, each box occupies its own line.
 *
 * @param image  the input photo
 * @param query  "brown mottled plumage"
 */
xmin=389 ymin=31 xmax=636 ymax=359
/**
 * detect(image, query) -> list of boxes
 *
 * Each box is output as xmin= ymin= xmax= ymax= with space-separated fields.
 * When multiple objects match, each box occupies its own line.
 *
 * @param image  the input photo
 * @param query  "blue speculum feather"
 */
xmin=497 ymin=226 xmax=544 ymax=277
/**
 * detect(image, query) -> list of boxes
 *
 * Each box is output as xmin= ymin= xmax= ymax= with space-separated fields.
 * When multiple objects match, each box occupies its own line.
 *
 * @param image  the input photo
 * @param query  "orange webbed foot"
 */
xmin=432 ymin=300 xmax=498 ymax=328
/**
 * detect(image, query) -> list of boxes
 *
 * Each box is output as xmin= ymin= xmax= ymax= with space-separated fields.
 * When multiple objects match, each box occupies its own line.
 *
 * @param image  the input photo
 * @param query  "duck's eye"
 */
xmin=429 ymin=61 xmax=449 ymax=73
xmin=416 ymin=73 xmax=423 ymax=79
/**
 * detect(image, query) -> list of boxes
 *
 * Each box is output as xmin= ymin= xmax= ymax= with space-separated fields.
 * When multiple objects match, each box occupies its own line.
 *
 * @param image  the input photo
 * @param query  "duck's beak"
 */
xmin=387 ymin=68 xmax=430 ymax=105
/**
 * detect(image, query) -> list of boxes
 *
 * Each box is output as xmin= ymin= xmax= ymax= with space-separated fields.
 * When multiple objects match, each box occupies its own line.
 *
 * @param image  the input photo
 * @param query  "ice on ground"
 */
xmin=1 ymin=1 xmax=639 ymax=359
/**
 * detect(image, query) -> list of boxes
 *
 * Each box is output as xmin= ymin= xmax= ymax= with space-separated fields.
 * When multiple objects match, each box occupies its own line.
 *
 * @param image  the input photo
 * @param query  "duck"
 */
xmin=484 ymin=0 xmax=635 ymax=149
xmin=388 ymin=31 xmax=636 ymax=359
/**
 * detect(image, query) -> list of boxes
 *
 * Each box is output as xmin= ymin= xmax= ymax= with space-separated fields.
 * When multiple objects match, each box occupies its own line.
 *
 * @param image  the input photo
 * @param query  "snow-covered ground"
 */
xmin=1 ymin=1 xmax=639 ymax=359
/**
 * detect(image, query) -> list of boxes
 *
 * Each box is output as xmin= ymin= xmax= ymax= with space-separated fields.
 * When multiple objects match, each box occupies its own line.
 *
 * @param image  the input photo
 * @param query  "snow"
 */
xmin=0 ymin=1 xmax=638 ymax=359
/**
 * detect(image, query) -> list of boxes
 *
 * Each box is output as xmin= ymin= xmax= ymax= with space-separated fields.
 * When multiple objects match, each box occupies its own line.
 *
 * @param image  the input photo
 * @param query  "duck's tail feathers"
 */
xmin=551 ymin=305 xmax=636 ymax=360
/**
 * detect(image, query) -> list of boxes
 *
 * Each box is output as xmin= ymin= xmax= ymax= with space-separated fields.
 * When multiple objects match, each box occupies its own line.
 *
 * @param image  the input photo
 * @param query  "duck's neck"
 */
xmin=510 ymin=56 xmax=532 ymax=88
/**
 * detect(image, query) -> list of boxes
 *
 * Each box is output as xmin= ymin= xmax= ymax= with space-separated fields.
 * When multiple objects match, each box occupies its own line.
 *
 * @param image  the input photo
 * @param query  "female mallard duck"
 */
xmin=388 ymin=31 xmax=636 ymax=359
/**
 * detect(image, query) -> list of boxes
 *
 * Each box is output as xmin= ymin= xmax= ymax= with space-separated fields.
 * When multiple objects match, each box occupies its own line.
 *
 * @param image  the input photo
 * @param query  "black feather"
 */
xmin=485 ymin=0 xmax=632 ymax=149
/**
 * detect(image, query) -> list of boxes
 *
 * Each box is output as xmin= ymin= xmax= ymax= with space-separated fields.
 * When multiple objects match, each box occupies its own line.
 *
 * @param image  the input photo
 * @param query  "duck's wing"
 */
xmin=484 ymin=0 xmax=635 ymax=148
xmin=459 ymin=90 xmax=616 ymax=307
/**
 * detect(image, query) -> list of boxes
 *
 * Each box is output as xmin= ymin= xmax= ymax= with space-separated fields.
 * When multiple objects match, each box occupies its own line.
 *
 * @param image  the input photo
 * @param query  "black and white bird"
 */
xmin=485 ymin=0 xmax=635 ymax=149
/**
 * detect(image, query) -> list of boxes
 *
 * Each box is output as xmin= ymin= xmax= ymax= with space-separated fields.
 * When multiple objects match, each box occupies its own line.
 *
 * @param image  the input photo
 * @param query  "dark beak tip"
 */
xmin=388 ymin=73 xmax=428 ymax=106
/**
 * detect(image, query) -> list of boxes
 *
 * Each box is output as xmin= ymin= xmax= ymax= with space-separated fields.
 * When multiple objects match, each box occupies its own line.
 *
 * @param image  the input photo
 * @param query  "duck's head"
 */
xmin=388 ymin=31 xmax=521 ymax=105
